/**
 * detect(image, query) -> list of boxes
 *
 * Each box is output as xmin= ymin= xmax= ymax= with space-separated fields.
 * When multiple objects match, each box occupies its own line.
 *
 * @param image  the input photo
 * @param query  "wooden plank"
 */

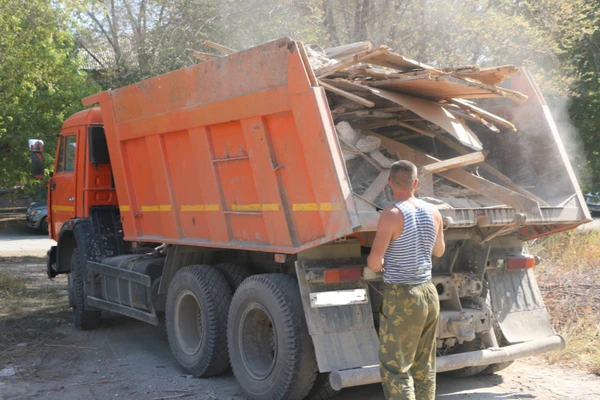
xmin=319 ymin=80 xmax=375 ymax=108
xmin=367 ymin=75 xmax=528 ymax=103
xmin=422 ymin=152 xmax=485 ymax=174
xmin=203 ymin=40 xmax=237 ymax=54
xmin=434 ymin=134 xmax=550 ymax=206
xmin=396 ymin=121 xmax=437 ymax=138
xmin=364 ymin=88 xmax=483 ymax=150
xmin=193 ymin=51 xmax=219 ymax=61
xmin=325 ymin=41 xmax=372 ymax=59
xmin=449 ymin=98 xmax=517 ymax=131
xmin=448 ymin=65 xmax=519 ymax=85
xmin=363 ymin=170 xmax=390 ymax=202
xmin=369 ymin=150 xmax=393 ymax=168
xmin=314 ymin=46 xmax=390 ymax=79
xmin=370 ymin=133 xmax=542 ymax=217
xmin=366 ymin=52 xmax=439 ymax=73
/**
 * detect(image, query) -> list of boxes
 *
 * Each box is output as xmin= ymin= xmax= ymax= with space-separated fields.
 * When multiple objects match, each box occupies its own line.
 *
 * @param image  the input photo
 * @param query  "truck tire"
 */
xmin=166 ymin=265 xmax=232 ymax=377
xmin=305 ymin=373 xmax=340 ymax=400
xmin=442 ymin=338 xmax=489 ymax=377
xmin=228 ymin=274 xmax=317 ymax=400
xmin=71 ymin=248 xmax=102 ymax=330
xmin=216 ymin=263 xmax=251 ymax=291
xmin=67 ymin=273 xmax=75 ymax=308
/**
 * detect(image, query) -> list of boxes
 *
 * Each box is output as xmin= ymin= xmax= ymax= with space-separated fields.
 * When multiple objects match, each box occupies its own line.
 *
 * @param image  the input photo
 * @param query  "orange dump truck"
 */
xmin=33 ymin=38 xmax=590 ymax=399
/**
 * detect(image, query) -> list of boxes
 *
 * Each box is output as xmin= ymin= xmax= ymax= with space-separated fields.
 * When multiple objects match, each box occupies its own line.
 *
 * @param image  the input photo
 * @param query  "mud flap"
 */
xmin=295 ymin=260 xmax=380 ymax=372
xmin=487 ymin=268 xmax=553 ymax=343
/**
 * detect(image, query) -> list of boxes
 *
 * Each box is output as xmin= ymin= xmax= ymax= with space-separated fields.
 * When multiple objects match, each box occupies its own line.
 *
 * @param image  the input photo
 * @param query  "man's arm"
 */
xmin=367 ymin=208 xmax=402 ymax=272
xmin=431 ymin=208 xmax=446 ymax=257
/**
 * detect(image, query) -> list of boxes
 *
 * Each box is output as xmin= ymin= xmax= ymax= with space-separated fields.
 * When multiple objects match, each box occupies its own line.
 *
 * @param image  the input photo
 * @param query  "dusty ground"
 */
xmin=1 ymin=222 xmax=600 ymax=400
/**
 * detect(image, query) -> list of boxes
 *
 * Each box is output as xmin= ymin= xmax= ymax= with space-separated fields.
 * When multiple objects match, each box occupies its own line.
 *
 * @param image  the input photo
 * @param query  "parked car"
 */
xmin=585 ymin=193 xmax=600 ymax=214
xmin=26 ymin=201 xmax=48 ymax=234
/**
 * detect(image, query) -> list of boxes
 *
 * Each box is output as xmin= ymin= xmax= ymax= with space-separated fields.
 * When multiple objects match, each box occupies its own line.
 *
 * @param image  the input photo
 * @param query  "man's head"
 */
xmin=388 ymin=160 xmax=418 ymax=192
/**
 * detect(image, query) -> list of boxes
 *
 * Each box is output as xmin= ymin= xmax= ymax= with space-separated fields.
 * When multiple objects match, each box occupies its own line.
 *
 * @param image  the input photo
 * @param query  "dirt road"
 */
xmin=0 ymin=221 xmax=55 ymax=257
xmin=1 ymin=224 xmax=600 ymax=400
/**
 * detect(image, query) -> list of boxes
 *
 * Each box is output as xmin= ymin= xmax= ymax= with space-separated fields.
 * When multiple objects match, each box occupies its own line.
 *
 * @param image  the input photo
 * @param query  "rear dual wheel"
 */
xmin=228 ymin=274 xmax=318 ymax=400
xmin=166 ymin=265 xmax=232 ymax=377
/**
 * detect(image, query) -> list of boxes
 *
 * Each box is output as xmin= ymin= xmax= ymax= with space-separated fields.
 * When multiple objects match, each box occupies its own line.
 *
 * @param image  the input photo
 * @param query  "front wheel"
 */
xmin=71 ymin=248 xmax=101 ymax=330
xmin=228 ymin=274 xmax=317 ymax=400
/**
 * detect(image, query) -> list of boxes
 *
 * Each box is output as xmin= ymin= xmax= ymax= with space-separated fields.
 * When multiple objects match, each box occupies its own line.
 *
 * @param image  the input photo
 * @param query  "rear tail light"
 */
xmin=507 ymin=256 xmax=536 ymax=270
xmin=324 ymin=267 xmax=362 ymax=284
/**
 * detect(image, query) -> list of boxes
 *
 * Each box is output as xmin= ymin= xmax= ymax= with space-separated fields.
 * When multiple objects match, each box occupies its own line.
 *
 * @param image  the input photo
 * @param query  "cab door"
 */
xmin=49 ymin=131 xmax=78 ymax=238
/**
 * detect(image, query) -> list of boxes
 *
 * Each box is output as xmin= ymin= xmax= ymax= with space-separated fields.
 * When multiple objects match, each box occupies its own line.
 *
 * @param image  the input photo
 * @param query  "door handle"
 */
xmin=50 ymin=181 xmax=56 ymax=190
xmin=68 ymin=197 xmax=74 ymax=202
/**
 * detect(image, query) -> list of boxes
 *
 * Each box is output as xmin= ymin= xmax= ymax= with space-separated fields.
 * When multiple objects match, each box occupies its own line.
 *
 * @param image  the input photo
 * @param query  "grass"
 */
xmin=530 ymin=228 xmax=600 ymax=374
xmin=0 ymin=271 xmax=70 ymax=351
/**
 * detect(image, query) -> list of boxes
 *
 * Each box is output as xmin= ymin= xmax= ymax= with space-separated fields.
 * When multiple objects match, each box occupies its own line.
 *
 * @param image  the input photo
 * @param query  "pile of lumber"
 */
xmin=304 ymin=41 xmax=547 ymax=216
xmin=197 ymin=40 xmax=547 ymax=217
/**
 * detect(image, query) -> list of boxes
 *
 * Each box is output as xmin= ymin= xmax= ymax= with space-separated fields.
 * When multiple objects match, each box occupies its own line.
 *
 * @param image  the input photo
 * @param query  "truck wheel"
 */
xmin=71 ymin=248 xmax=102 ymax=330
xmin=442 ymin=338 xmax=489 ymax=378
xmin=228 ymin=274 xmax=317 ymax=400
xmin=166 ymin=265 xmax=232 ymax=377
xmin=305 ymin=373 xmax=340 ymax=400
xmin=67 ymin=273 xmax=75 ymax=308
xmin=216 ymin=263 xmax=251 ymax=291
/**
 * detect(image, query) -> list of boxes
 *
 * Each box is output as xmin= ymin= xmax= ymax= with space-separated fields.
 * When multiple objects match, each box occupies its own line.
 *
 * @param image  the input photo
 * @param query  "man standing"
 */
xmin=368 ymin=160 xmax=445 ymax=400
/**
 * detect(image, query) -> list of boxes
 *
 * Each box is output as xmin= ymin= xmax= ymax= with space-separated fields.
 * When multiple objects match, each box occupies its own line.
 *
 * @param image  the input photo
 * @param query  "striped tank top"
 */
xmin=383 ymin=199 xmax=437 ymax=285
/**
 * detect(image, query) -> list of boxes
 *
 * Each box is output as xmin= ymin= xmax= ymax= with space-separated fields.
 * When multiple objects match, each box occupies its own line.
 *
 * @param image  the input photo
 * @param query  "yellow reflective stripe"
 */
xmin=120 ymin=205 xmax=130 ymax=212
xmin=231 ymin=204 xmax=261 ymax=212
xmin=141 ymin=205 xmax=172 ymax=212
xmin=230 ymin=204 xmax=281 ymax=212
xmin=53 ymin=205 xmax=75 ymax=212
xmin=293 ymin=203 xmax=343 ymax=211
xmin=293 ymin=203 xmax=318 ymax=211
xmin=181 ymin=204 xmax=220 ymax=212
xmin=319 ymin=203 xmax=343 ymax=211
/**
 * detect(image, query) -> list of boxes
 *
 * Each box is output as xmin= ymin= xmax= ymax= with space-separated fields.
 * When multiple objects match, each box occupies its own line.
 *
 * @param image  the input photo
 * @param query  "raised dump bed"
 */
xmin=83 ymin=38 xmax=589 ymax=253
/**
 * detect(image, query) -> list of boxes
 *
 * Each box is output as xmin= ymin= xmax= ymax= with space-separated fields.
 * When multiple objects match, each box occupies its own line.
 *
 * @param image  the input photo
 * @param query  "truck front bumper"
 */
xmin=329 ymin=334 xmax=566 ymax=390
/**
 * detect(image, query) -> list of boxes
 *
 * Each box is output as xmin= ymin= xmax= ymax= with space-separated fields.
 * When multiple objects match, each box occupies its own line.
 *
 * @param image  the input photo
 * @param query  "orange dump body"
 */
xmin=83 ymin=38 xmax=359 ymax=253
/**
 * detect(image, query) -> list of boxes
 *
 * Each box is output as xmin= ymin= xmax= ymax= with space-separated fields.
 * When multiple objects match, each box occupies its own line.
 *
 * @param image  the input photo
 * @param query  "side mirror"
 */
xmin=29 ymin=139 xmax=45 ymax=179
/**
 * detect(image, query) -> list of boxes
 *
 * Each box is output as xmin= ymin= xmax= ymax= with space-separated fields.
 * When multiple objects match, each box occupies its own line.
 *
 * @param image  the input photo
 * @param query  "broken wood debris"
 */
xmin=192 ymin=51 xmax=219 ymax=61
xmin=303 ymin=40 xmax=545 ymax=216
xmin=203 ymin=40 xmax=237 ymax=55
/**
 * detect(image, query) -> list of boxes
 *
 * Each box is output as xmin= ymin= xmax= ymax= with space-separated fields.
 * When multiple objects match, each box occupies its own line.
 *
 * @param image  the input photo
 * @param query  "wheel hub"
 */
xmin=174 ymin=289 xmax=204 ymax=356
xmin=238 ymin=302 xmax=277 ymax=380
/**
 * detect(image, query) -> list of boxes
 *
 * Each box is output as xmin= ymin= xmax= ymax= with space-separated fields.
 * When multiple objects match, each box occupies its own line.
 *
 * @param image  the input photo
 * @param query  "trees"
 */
xmin=566 ymin=4 xmax=600 ymax=192
xmin=0 ymin=0 xmax=98 ymax=191
xmin=1 ymin=0 xmax=597 ymax=192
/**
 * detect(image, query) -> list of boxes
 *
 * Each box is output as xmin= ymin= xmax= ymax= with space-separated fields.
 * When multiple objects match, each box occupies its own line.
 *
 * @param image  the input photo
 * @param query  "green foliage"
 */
xmin=567 ymin=4 xmax=600 ymax=192
xmin=0 ymin=0 xmax=99 ymax=191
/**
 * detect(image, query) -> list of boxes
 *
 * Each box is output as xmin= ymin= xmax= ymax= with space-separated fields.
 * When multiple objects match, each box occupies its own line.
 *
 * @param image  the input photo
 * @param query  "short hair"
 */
xmin=389 ymin=160 xmax=417 ymax=189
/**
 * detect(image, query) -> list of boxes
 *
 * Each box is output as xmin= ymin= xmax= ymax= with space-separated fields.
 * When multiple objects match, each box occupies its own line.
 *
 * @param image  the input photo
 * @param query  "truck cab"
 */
xmin=47 ymin=108 xmax=116 ymax=240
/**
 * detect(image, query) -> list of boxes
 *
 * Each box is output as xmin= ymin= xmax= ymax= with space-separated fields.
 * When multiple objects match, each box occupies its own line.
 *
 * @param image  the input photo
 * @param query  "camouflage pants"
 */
xmin=379 ymin=281 xmax=440 ymax=400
